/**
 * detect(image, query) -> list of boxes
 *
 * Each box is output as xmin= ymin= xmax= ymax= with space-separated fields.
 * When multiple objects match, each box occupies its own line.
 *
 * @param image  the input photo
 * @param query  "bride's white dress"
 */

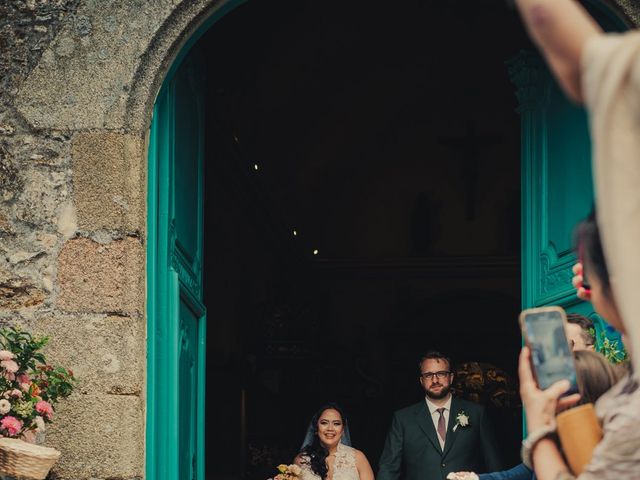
xmin=300 ymin=443 xmax=360 ymax=480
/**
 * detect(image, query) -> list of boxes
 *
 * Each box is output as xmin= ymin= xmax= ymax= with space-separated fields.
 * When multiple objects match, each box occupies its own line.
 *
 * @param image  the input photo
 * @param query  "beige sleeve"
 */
xmin=580 ymin=30 xmax=640 ymax=375
xmin=581 ymin=31 xmax=640 ymax=112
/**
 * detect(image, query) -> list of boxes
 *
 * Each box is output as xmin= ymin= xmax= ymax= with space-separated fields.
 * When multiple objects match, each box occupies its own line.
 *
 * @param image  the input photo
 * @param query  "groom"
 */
xmin=378 ymin=351 xmax=503 ymax=480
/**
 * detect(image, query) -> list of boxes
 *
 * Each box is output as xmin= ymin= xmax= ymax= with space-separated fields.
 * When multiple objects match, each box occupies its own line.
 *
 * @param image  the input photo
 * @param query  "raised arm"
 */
xmin=514 ymin=0 xmax=603 ymax=102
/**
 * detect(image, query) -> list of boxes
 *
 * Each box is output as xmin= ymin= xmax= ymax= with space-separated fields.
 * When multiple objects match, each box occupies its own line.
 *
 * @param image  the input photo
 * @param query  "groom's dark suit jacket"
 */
xmin=378 ymin=397 xmax=503 ymax=480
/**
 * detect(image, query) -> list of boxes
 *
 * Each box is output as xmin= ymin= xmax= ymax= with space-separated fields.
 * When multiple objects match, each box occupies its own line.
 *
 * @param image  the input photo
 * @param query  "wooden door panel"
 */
xmin=178 ymin=297 xmax=202 ymax=480
xmin=510 ymin=53 xmax=590 ymax=309
xmin=148 ymin=47 xmax=207 ymax=480
xmin=174 ymin=65 xmax=203 ymax=269
xmin=510 ymin=51 xmax=623 ymax=355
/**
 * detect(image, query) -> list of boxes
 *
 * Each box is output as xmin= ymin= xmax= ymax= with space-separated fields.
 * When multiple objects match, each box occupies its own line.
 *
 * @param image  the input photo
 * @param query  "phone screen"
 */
xmin=522 ymin=309 xmax=578 ymax=393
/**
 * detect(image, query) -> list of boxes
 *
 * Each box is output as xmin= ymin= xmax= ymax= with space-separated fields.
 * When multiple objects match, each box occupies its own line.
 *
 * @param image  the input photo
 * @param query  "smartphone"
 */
xmin=520 ymin=306 xmax=578 ymax=394
xmin=579 ymin=244 xmax=592 ymax=294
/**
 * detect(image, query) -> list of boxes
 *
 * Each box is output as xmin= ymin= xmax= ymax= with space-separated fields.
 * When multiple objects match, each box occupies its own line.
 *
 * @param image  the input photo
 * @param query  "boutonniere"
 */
xmin=452 ymin=411 xmax=470 ymax=432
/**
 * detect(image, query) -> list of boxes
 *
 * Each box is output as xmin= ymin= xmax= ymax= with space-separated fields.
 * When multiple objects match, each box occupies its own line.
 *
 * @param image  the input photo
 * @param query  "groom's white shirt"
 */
xmin=425 ymin=395 xmax=452 ymax=449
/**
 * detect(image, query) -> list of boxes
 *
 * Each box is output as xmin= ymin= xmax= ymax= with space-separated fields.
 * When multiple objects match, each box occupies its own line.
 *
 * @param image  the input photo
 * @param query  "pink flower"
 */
xmin=35 ymin=401 xmax=53 ymax=420
xmin=0 ymin=351 xmax=14 ymax=361
xmin=0 ymin=416 xmax=23 ymax=436
xmin=19 ymin=383 xmax=29 ymax=393
xmin=0 ymin=360 xmax=18 ymax=373
xmin=16 ymin=374 xmax=29 ymax=384
xmin=2 ymin=373 xmax=15 ymax=382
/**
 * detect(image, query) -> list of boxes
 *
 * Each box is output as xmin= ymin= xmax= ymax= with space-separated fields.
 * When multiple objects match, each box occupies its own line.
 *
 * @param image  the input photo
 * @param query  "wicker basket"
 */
xmin=0 ymin=438 xmax=60 ymax=480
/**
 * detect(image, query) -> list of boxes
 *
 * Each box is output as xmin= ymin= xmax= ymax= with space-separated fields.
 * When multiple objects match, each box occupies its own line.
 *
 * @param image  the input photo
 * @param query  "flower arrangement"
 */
xmin=452 ymin=362 xmax=519 ymax=408
xmin=0 ymin=326 xmax=75 ymax=441
xmin=268 ymin=463 xmax=302 ymax=480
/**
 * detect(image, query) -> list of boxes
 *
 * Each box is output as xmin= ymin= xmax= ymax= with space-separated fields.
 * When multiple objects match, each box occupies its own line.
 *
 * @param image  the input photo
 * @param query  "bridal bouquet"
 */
xmin=268 ymin=463 xmax=302 ymax=480
xmin=0 ymin=326 xmax=75 ymax=440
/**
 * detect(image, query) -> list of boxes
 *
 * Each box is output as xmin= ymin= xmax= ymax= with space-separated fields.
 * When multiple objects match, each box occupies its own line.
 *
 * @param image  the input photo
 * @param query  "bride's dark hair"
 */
xmin=300 ymin=403 xmax=347 ymax=480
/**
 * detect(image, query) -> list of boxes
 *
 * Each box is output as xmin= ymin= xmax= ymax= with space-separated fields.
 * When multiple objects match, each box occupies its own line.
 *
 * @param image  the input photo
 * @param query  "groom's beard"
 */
xmin=425 ymin=384 xmax=451 ymax=400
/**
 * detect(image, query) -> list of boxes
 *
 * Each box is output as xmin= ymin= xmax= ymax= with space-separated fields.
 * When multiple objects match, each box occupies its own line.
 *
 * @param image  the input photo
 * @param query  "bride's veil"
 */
xmin=300 ymin=415 xmax=352 ymax=450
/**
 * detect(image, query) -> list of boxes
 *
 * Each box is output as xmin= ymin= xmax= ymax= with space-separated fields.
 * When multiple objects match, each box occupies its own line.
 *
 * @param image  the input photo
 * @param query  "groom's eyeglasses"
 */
xmin=420 ymin=371 xmax=451 ymax=380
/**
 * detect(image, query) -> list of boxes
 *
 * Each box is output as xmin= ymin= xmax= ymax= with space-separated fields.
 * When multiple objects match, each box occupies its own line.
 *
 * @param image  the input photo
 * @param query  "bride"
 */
xmin=294 ymin=403 xmax=374 ymax=480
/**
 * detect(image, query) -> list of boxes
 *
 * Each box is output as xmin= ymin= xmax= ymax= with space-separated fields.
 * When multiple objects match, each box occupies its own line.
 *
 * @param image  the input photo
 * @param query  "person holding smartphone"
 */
xmin=447 ymin=349 xmax=625 ymax=480
xmin=518 ymin=214 xmax=640 ymax=480
xmin=448 ymin=308 xmax=613 ymax=480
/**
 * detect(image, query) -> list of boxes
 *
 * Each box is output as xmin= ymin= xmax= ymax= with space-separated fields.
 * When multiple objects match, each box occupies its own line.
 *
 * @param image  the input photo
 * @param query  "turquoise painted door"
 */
xmin=147 ymin=49 xmax=207 ymax=480
xmin=509 ymin=52 xmax=621 ymax=352
xmin=510 ymin=1 xmax=628 ymax=357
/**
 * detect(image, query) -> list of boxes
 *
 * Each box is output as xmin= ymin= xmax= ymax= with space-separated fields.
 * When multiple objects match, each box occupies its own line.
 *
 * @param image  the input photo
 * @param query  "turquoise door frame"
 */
xmin=147 ymin=58 xmax=208 ymax=480
xmin=510 ymin=53 xmax=594 ymax=314
xmin=510 ymin=1 xmax=627 ymax=348
xmin=146 ymin=2 xmax=247 ymax=479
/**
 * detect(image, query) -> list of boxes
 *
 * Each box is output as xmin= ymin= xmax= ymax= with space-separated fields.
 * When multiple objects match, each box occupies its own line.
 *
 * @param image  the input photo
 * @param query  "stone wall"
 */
xmin=1 ymin=0 xmax=640 ymax=478
xmin=0 ymin=0 xmax=221 ymax=478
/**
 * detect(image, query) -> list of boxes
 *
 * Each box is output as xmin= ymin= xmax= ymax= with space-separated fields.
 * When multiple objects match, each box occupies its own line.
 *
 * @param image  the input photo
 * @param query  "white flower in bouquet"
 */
xmin=34 ymin=415 xmax=45 ymax=433
xmin=289 ymin=464 xmax=302 ymax=477
xmin=13 ymin=400 xmax=34 ymax=417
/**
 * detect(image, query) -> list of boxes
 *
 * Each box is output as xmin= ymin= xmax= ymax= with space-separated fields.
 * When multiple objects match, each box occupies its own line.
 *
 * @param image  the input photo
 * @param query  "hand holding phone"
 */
xmin=578 ymin=245 xmax=592 ymax=295
xmin=520 ymin=307 xmax=578 ymax=394
xmin=571 ymin=263 xmax=591 ymax=301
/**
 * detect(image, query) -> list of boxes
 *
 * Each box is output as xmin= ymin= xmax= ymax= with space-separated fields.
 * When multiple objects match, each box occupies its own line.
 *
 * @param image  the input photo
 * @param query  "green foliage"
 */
xmin=35 ymin=365 xmax=76 ymax=404
xmin=599 ymin=332 xmax=628 ymax=364
xmin=0 ymin=326 xmax=49 ymax=373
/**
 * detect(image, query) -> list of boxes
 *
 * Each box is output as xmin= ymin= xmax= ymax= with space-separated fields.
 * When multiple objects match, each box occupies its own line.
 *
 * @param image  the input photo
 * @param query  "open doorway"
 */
xmin=200 ymin=1 xmax=529 ymax=478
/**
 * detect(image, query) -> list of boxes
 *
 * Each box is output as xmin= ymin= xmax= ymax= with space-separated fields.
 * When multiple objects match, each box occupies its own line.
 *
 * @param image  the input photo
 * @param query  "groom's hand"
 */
xmin=446 ymin=472 xmax=478 ymax=480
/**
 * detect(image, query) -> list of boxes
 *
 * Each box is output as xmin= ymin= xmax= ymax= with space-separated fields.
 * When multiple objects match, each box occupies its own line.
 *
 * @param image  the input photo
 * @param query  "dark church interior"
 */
xmin=200 ymin=1 xmax=535 ymax=478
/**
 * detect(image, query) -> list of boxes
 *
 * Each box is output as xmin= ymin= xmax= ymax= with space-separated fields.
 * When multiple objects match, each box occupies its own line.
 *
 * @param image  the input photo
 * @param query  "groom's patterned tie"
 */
xmin=436 ymin=408 xmax=447 ymax=444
